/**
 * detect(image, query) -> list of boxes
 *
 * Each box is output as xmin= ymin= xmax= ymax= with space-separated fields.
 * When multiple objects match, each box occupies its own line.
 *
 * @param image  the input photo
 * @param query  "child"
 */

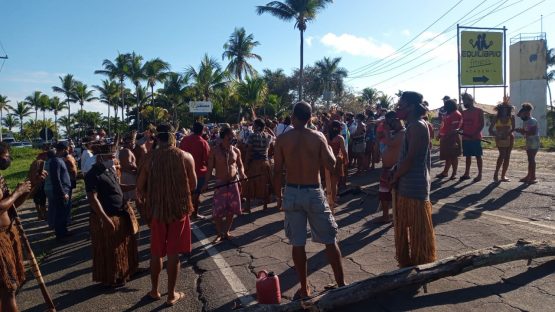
xmin=515 ymin=103 xmax=539 ymax=184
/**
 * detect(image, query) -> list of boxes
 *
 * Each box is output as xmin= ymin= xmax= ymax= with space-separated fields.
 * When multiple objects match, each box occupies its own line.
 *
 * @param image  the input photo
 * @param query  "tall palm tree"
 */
xmin=95 ymin=53 xmax=131 ymax=129
xmin=361 ymin=87 xmax=381 ymax=107
xmin=377 ymin=93 xmax=394 ymax=110
xmin=37 ymin=94 xmax=52 ymax=141
xmin=315 ymin=56 xmax=348 ymax=106
xmin=126 ymin=52 xmax=145 ymax=129
xmin=58 ymin=115 xmax=73 ymax=138
xmin=11 ymin=101 xmax=33 ymax=135
xmin=545 ymin=48 xmax=555 ymax=112
xmin=50 ymin=96 xmax=67 ymax=139
xmin=0 ymin=95 xmax=12 ymax=141
xmin=94 ymin=79 xmax=119 ymax=135
xmin=256 ymin=0 xmax=333 ymax=100
xmin=185 ymin=54 xmax=228 ymax=100
xmin=52 ymin=74 xmax=77 ymax=124
xmin=2 ymin=114 xmax=19 ymax=133
xmin=71 ymin=82 xmax=98 ymax=137
xmin=24 ymin=91 xmax=43 ymax=122
xmin=143 ymin=58 xmax=170 ymax=109
xmin=160 ymin=72 xmax=190 ymax=124
xmin=222 ymin=27 xmax=262 ymax=81
xmin=237 ymin=76 xmax=268 ymax=118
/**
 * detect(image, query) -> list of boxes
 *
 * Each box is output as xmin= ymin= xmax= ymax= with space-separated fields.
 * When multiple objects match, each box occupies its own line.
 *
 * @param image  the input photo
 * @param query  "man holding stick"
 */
xmin=0 ymin=142 xmax=34 ymax=311
xmin=274 ymin=101 xmax=345 ymax=298
xmin=202 ymin=127 xmax=246 ymax=243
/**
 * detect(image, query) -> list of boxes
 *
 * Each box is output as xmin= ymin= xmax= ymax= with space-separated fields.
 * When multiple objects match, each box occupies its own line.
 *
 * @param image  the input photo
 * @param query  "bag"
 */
xmin=123 ymin=202 xmax=140 ymax=234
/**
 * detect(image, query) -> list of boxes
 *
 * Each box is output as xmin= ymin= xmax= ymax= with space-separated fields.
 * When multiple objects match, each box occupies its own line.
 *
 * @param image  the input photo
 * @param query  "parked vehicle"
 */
xmin=10 ymin=141 xmax=33 ymax=148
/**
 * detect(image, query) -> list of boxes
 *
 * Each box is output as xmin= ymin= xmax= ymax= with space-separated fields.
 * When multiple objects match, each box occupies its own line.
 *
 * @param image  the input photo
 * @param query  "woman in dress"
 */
xmin=489 ymin=100 xmax=515 ymax=182
xmin=326 ymin=121 xmax=348 ymax=213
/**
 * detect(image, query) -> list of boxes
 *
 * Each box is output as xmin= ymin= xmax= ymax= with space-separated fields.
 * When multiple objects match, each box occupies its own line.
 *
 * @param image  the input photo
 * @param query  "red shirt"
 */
xmin=440 ymin=111 xmax=462 ymax=136
xmin=461 ymin=107 xmax=483 ymax=140
xmin=179 ymin=134 xmax=210 ymax=177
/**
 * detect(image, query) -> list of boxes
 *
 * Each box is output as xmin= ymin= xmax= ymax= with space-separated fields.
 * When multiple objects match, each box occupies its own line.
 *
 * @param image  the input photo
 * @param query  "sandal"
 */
xmin=472 ymin=176 xmax=482 ymax=183
xmin=459 ymin=175 xmax=471 ymax=181
xmin=293 ymin=288 xmax=311 ymax=300
xmin=435 ymin=173 xmax=448 ymax=179
xmin=145 ymin=291 xmax=161 ymax=301
xmin=166 ymin=292 xmax=185 ymax=306
xmin=500 ymin=177 xmax=511 ymax=182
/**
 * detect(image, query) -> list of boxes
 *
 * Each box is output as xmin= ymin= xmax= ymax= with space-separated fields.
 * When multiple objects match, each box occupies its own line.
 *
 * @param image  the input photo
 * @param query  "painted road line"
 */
xmin=191 ymin=223 xmax=256 ymax=307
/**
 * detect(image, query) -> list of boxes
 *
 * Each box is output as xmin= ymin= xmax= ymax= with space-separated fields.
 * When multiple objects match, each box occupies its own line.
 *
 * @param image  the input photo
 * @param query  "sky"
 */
xmin=1 ymin=0 xmax=554 ymax=121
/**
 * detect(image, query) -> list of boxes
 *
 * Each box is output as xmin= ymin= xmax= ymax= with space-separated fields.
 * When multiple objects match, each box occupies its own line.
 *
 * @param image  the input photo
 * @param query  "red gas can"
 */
xmin=256 ymin=271 xmax=281 ymax=304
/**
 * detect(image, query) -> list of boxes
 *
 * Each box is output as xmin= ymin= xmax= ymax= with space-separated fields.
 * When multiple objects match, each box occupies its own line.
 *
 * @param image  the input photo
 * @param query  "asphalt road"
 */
xmin=15 ymin=148 xmax=555 ymax=311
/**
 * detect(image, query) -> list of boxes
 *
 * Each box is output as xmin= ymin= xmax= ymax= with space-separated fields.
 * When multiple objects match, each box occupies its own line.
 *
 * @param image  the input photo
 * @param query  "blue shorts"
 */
xmin=462 ymin=140 xmax=483 ymax=157
xmin=282 ymin=186 xmax=338 ymax=246
xmin=195 ymin=175 xmax=205 ymax=195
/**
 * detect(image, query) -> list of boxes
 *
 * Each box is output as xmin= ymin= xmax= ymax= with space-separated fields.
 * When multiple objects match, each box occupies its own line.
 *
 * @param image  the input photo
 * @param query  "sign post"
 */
xmin=457 ymin=25 xmax=507 ymax=100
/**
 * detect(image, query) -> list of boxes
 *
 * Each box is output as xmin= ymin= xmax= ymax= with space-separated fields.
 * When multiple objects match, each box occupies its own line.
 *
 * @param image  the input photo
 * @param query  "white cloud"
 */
xmin=320 ymin=33 xmax=397 ymax=59
xmin=305 ymin=36 xmax=314 ymax=47
xmin=401 ymin=29 xmax=411 ymax=37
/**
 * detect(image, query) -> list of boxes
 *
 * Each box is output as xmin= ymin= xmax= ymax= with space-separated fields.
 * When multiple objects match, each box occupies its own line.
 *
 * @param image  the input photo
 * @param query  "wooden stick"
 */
xmin=12 ymin=206 xmax=56 ymax=311
xmin=240 ymin=239 xmax=555 ymax=312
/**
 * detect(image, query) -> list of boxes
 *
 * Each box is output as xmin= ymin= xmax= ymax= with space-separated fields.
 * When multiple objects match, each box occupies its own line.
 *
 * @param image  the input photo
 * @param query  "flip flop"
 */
xmin=449 ymin=175 xmax=458 ymax=180
xmin=435 ymin=173 xmax=448 ymax=179
xmin=292 ymin=289 xmax=311 ymax=300
xmin=527 ymin=179 xmax=538 ymax=184
xmin=166 ymin=292 xmax=185 ymax=306
xmin=224 ymin=234 xmax=235 ymax=240
xmin=324 ymin=283 xmax=338 ymax=290
xmin=459 ymin=176 xmax=471 ymax=181
xmin=145 ymin=292 xmax=161 ymax=301
xmin=212 ymin=236 xmax=223 ymax=244
xmin=519 ymin=177 xmax=529 ymax=183
xmin=500 ymin=178 xmax=511 ymax=182
xmin=472 ymin=177 xmax=482 ymax=183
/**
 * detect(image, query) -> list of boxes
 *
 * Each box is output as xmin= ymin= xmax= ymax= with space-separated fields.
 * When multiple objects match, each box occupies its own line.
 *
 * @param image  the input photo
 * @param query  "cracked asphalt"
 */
xmin=15 ymin=148 xmax=555 ymax=311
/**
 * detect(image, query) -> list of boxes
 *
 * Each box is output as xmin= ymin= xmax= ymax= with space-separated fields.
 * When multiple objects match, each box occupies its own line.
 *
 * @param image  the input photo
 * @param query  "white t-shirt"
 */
xmin=275 ymin=123 xmax=293 ymax=136
xmin=81 ymin=150 xmax=96 ymax=175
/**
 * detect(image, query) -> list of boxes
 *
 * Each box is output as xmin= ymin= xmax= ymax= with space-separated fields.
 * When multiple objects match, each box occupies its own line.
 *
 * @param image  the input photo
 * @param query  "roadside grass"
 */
xmin=432 ymin=137 xmax=555 ymax=151
xmin=3 ymin=147 xmax=39 ymax=190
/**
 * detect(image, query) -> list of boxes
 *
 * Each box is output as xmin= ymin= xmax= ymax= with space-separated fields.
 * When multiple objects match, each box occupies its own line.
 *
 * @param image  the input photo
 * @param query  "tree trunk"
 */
xmin=54 ymin=113 xmax=58 ymax=139
xmin=241 ymin=240 xmax=555 ymax=312
xmin=299 ymin=28 xmax=304 ymax=102
xmin=107 ymin=102 xmax=111 ymax=136
xmin=66 ymin=96 xmax=71 ymax=138
xmin=151 ymin=84 xmax=155 ymax=124
xmin=136 ymin=84 xmax=140 ymax=131
xmin=1 ymin=109 xmax=3 ymax=142
xmin=120 ymin=78 xmax=125 ymax=134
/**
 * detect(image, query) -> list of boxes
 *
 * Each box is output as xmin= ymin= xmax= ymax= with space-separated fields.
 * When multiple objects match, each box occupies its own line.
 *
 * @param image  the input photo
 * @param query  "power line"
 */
xmin=356 ymin=0 xmax=547 ymax=88
xmin=349 ymin=0 xmax=531 ymax=80
xmin=348 ymin=0 xmax=511 ymax=79
xmin=508 ymin=11 xmax=555 ymax=36
xmin=348 ymin=0 xmax=466 ymax=76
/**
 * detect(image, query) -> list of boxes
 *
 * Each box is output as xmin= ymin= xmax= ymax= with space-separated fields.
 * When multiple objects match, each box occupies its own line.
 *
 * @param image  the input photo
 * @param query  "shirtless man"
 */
xmin=376 ymin=112 xmax=405 ymax=223
xmin=203 ymin=127 xmax=246 ymax=243
xmin=119 ymin=131 xmax=138 ymax=203
xmin=274 ymin=101 xmax=346 ymax=298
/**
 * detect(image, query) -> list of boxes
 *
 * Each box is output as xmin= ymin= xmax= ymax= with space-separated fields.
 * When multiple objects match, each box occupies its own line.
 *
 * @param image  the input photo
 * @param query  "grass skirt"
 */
xmin=0 ymin=224 xmax=25 ymax=291
xmin=394 ymin=195 xmax=437 ymax=268
xmin=245 ymin=160 xmax=272 ymax=200
xmin=90 ymin=213 xmax=138 ymax=285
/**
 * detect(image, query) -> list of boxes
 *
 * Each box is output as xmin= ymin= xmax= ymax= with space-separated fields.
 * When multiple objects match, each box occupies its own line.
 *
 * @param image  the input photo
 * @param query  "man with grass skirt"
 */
xmin=0 ymin=142 xmax=35 ymax=311
xmin=85 ymin=142 xmax=138 ymax=287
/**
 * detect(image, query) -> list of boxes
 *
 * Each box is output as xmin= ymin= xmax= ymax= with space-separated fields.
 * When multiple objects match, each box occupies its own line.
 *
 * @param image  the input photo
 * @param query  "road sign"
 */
xmin=460 ymin=30 xmax=504 ymax=86
xmin=189 ymin=101 xmax=213 ymax=113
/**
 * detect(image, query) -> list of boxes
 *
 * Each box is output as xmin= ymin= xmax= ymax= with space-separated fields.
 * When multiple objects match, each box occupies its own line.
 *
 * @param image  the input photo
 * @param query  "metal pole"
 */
xmin=457 ymin=24 xmax=462 ymax=103
xmin=503 ymin=26 xmax=507 ymax=98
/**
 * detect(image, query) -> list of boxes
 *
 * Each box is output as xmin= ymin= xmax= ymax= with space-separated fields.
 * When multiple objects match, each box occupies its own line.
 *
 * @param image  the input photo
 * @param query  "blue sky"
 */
xmin=1 ymin=0 xmax=554 ymax=119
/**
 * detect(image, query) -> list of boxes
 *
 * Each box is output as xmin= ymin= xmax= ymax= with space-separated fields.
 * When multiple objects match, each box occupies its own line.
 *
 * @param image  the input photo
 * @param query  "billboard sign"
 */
xmin=189 ymin=101 xmax=213 ymax=113
xmin=460 ymin=31 xmax=504 ymax=86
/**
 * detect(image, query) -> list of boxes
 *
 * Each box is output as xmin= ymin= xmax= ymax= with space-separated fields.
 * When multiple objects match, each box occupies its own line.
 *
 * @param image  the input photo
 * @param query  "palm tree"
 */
xmin=24 ymin=91 xmax=43 ymax=122
xmin=545 ymin=48 xmax=555 ymax=112
xmin=52 ymin=74 xmax=77 ymax=126
xmin=143 ymin=58 xmax=170 ymax=109
xmin=2 ymin=114 xmax=19 ymax=132
xmin=256 ymin=0 xmax=333 ymax=100
xmin=95 ymin=53 xmax=131 ymax=129
xmin=185 ymin=54 xmax=228 ymax=100
xmin=361 ymin=87 xmax=381 ymax=107
xmin=37 ymin=94 xmax=51 ymax=141
xmin=71 ymin=82 xmax=98 ymax=137
xmin=126 ymin=52 xmax=145 ymax=129
xmin=50 ymin=96 xmax=67 ymax=139
xmin=94 ymin=79 xmax=119 ymax=135
xmin=237 ymin=76 xmax=268 ymax=118
xmin=160 ymin=72 xmax=190 ymax=124
xmin=11 ymin=101 xmax=33 ymax=135
xmin=222 ymin=27 xmax=262 ymax=81
xmin=315 ymin=57 xmax=348 ymax=106
xmin=58 ymin=115 xmax=73 ymax=138
xmin=0 ymin=95 xmax=12 ymax=141
xmin=377 ymin=93 xmax=394 ymax=110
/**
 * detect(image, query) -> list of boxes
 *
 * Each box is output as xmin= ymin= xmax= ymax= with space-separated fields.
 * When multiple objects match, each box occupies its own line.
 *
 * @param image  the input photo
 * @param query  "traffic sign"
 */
xmin=460 ymin=30 xmax=504 ymax=86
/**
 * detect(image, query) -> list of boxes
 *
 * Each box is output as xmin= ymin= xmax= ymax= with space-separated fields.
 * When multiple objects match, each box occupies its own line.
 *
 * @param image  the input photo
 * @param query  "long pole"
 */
xmin=503 ymin=26 xmax=507 ymax=99
xmin=457 ymin=24 xmax=462 ymax=104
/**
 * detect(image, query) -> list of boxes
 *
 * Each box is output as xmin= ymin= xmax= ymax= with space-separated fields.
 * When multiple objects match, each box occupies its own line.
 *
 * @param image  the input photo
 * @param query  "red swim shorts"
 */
xmin=150 ymin=215 xmax=191 ymax=257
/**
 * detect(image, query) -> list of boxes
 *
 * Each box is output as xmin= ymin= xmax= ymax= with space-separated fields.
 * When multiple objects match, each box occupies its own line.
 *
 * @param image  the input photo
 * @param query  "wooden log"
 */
xmin=240 ymin=239 xmax=555 ymax=312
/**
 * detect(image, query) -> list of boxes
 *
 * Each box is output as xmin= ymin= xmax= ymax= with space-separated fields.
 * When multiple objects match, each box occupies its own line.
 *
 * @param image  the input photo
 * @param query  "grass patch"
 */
xmin=3 ymin=147 xmax=40 ymax=190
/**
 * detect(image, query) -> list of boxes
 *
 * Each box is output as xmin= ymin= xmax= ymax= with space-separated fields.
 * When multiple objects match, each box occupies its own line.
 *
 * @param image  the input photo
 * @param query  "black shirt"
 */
xmin=84 ymin=163 xmax=124 ymax=216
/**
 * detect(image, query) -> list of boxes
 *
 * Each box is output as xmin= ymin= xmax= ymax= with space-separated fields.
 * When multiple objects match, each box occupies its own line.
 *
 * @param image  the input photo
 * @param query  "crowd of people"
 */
xmin=0 ymin=89 xmax=542 ymax=309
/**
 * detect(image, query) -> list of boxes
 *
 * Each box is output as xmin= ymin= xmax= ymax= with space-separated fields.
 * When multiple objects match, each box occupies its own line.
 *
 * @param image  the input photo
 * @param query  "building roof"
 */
xmin=429 ymin=102 xmax=497 ymax=118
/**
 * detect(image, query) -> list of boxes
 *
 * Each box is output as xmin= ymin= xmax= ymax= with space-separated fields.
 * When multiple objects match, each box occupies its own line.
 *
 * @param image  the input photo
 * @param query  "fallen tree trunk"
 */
xmin=240 ymin=239 xmax=555 ymax=312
